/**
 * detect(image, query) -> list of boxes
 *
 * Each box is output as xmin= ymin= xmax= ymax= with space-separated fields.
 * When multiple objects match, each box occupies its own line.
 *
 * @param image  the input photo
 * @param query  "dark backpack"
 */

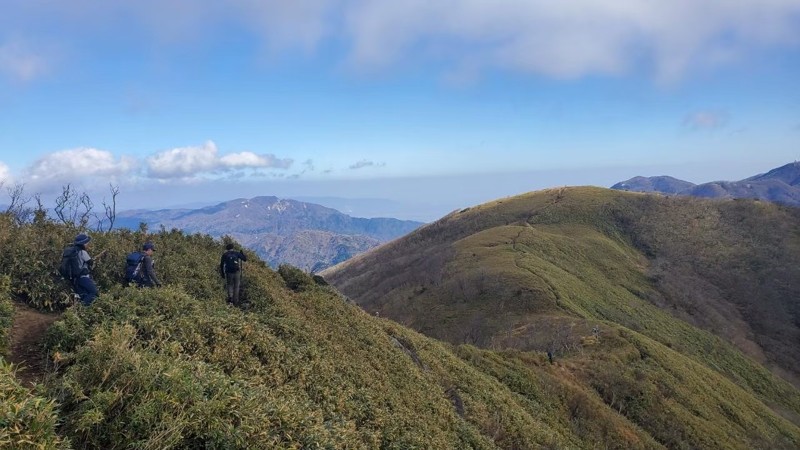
xmin=222 ymin=251 xmax=241 ymax=274
xmin=59 ymin=244 xmax=82 ymax=281
xmin=125 ymin=252 xmax=144 ymax=284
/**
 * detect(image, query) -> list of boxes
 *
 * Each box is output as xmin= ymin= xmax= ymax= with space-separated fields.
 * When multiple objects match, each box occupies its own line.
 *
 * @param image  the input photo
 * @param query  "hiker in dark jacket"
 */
xmin=72 ymin=233 xmax=99 ymax=306
xmin=220 ymin=243 xmax=247 ymax=305
xmin=139 ymin=242 xmax=161 ymax=288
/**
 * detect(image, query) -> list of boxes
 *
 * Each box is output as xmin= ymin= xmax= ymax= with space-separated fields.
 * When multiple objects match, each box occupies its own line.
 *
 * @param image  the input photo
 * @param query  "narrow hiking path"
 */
xmin=7 ymin=302 xmax=62 ymax=387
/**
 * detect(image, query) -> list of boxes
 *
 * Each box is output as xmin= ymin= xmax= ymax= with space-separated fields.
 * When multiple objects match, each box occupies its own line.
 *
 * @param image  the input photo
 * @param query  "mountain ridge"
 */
xmin=115 ymin=195 xmax=423 ymax=271
xmin=611 ymin=161 xmax=800 ymax=205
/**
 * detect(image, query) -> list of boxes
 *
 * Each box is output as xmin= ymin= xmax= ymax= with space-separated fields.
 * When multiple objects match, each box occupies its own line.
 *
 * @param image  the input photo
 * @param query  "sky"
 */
xmin=1 ymin=1 xmax=799 ymax=221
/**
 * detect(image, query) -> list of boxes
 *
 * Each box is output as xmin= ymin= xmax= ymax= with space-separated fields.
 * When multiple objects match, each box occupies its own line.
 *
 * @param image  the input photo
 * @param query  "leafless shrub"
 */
xmin=93 ymin=184 xmax=119 ymax=232
xmin=4 ymin=182 xmax=34 ymax=224
xmin=54 ymin=184 xmax=94 ymax=228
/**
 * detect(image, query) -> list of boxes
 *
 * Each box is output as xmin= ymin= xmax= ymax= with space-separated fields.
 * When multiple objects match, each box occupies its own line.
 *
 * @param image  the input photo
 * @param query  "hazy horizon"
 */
xmin=107 ymin=159 xmax=782 ymax=222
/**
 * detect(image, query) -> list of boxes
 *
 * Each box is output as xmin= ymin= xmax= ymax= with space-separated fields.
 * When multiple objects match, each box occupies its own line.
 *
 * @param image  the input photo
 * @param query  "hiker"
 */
xmin=138 ymin=242 xmax=161 ymax=288
xmin=220 ymin=243 xmax=247 ymax=305
xmin=60 ymin=233 xmax=99 ymax=306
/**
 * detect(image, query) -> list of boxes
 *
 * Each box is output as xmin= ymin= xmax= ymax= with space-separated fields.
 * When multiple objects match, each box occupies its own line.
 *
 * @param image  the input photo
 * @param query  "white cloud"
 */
xmin=147 ymin=141 xmax=219 ymax=178
xmin=27 ymin=148 xmax=137 ymax=183
xmin=147 ymin=141 xmax=293 ymax=179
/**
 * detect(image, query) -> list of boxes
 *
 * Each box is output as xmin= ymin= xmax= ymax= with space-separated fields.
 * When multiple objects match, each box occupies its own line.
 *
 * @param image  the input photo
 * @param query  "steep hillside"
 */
xmin=323 ymin=187 xmax=800 ymax=421
xmin=236 ymin=229 xmax=381 ymax=272
xmin=116 ymin=196 xmax=422 ymax=271
xmin=2 ymin=211 xmax=799 ymax=448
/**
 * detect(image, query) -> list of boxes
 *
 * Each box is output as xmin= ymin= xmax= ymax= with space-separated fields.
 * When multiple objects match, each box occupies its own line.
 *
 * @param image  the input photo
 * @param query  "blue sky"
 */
xmin=1 ymin=1 xmax=799 ymax=221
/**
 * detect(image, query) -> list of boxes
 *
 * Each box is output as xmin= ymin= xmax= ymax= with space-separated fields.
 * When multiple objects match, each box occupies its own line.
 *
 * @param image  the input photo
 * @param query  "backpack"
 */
xmin=125 ymin=252 xmax=144 ymax=284
xmin=58 ymin=244 xmax=82 ymax=281
xmin=222 ymin=251 xmax=241 ymax=274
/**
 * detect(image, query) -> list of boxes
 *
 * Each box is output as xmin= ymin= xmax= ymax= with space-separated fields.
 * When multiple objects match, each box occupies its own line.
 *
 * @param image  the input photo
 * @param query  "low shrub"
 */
xmin=278 ymin=264 xmax=314 ymax=292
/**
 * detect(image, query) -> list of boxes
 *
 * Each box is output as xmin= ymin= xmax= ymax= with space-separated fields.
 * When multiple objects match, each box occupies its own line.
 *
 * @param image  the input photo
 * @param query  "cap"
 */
xmin=74 ymin=233 xmax=91 ymax=246
xmin=143 ymin=242 xmax=155 ymax=251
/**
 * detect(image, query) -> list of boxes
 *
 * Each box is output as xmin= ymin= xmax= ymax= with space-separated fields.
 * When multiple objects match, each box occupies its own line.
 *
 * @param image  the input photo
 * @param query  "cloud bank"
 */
xmin=27 ymin=148 xmax=137 ymax=184
xmin=0 ymin=142 xmax=296 ymax=197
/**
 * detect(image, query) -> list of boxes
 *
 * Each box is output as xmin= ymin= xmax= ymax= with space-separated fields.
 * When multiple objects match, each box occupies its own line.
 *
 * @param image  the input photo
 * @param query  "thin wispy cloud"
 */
xmin=0 ymin=40 xmax=50 ymax=82
xmin=684 ymin=111 xmax=729 ymax=130
xmin=347 ymin=0 xmax=800 ymax=82
xmin=349 ymin=159 xmax=385 ymax=170
xmin=2 ymin=1 xmax=798 ymax=82
xmin=146 ymin=141 xmax=292 ymax=179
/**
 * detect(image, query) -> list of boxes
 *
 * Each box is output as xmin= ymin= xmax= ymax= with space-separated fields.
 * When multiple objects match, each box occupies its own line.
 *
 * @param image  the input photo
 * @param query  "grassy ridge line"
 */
xmin=41 ymin=232 xmax=682 ymax=449
xmin=43 ymin=248 xmax=800 ymax=449
xmin=42 ymin=257 xmax=562 ymax=448
xmin=322 ymin=186 xmax=800 ymax=448
xmin=410 ymin=215 xmax=800 ymax=449
xmin=3 ymin=206 xmax=798 ymax=448
xmin=351 ymin=202 xmax=800 ymax=418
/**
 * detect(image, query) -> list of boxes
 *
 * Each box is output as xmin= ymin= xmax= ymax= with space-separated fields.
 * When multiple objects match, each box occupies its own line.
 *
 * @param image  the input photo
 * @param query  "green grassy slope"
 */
xmin=2 ymin=207 xmax=800 ymax=448
xmin=323 ymin=187 xmax=800 ymax=438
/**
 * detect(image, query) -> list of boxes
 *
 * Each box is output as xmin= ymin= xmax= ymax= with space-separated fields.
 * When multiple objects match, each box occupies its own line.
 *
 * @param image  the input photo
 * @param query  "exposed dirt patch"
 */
xmin=8 ymin=302 xmax=62 ymax=387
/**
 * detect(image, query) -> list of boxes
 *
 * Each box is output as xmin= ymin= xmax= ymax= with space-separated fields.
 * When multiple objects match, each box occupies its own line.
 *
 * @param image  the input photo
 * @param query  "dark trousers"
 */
xmin=225 ymin=271 xmax=242 ymax=305
xmin=74 ymin=276 xmax=98 ymax=306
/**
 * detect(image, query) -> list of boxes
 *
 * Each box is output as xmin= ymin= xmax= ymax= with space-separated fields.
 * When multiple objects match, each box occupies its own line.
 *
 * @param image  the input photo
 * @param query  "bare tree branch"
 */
xmin=104 ymin=184 xmax=119 ymax=231
xmin=54 ymin=184 xmax=95 ymax=227
xmin=79 ymin=192 xmax=93 ymax=228
xmin=5 ymin=182 xmax=33 ymax=224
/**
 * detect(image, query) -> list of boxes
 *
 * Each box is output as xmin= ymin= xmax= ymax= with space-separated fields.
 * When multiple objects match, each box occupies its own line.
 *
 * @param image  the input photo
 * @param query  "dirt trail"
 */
xmin=7 ymin=302 xmax=62 ymax=386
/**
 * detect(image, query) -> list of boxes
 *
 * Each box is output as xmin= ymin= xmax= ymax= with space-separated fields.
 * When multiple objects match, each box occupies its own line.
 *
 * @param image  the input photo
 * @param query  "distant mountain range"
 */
xmin=116 ymin=196 xmax=423 ymax=271
xmin=612 ymin=161 xmax=800 ymax=206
